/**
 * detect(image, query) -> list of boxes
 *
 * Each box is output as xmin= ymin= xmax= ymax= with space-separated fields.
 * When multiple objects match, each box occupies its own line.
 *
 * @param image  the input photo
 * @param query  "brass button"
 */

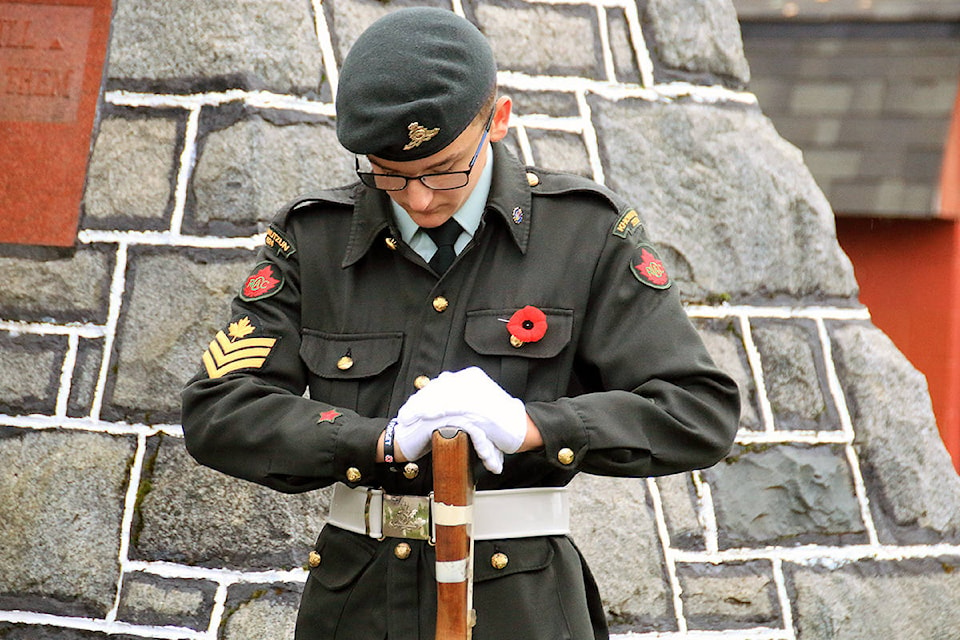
xmin=432 ymin=296 xmax=449 ymax=313
xmin=526 ymin=171 xmax=540 ymax=187
xmin=337 ymin=356 xmax=354 ymax=371
xmin=308 ymin=551 xmax=321 ymax=568
xmin=557 ymin=448 xmax=575 ymax=465
xmin=346 ymin=467 xmax=362 ymax=483
xmin=491 ymin=552 xmax=509 ymax=570
xmin=403 ymin=462 xmax=420 ymax=480
xmin=385 ymin=237 xmax=398 ymax=250
xmin=394 ymin=542 xmax=412 ymax=560
xmin=414 ymin=375 xmax=431 ymax=390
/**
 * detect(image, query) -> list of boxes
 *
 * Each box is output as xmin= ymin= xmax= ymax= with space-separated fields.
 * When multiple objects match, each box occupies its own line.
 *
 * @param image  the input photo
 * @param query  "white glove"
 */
xmin=397 ymin=367 xmax=528 ymax=451
xmin=393 ymin=367 xmax=528 ymax=473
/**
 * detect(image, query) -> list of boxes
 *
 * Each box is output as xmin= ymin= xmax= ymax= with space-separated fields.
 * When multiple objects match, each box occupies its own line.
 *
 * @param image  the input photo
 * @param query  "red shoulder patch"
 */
xmin=630 ymin=243 xmax=671 ymax=289
xmin=240 ymin=262 xmax=283 ymax=301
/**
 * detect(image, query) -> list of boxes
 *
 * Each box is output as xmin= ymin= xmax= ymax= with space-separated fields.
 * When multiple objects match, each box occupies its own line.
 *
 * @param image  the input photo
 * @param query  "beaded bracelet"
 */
xmin=383 ymin=418 xmax=398 ymax=471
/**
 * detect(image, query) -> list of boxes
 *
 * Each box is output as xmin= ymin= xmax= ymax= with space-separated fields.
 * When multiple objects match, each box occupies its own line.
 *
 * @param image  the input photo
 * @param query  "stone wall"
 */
xmin=2 ymin=0 xmax=960 ymax=638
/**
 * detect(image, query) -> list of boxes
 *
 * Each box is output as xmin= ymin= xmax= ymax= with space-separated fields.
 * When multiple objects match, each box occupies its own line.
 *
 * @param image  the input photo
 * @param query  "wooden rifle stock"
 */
xmin=432 ymin=428 xmax=476 ymax=640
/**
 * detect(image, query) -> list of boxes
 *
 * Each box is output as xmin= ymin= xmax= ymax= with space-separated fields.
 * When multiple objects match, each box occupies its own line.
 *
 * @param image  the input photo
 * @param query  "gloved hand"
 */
xmin=393 ymin=367 xmax=528 ymax=473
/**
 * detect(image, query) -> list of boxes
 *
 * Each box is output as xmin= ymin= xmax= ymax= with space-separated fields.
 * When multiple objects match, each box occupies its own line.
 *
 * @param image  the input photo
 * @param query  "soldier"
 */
xmin=181 ymin=7 xmax=740 ymax=639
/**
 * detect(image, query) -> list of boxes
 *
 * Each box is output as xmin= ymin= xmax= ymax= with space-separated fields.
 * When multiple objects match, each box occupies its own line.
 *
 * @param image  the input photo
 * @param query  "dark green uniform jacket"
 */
xmin=181 ymin=143 xmax=740 ymax=639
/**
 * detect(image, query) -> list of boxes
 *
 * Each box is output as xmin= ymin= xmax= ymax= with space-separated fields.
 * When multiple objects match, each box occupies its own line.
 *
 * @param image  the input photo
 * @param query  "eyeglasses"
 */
xmin=356 ymin=109 xmax=495 ymax=192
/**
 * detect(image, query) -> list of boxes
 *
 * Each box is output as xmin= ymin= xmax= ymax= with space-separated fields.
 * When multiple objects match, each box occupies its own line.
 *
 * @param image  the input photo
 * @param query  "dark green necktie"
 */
xmin=424 ymin=218 xmax=462 ymax=274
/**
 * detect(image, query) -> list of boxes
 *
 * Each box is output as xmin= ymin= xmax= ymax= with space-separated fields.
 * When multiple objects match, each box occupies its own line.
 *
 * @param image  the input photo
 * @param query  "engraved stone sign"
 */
xmin=0 ymin=0 xmax=111 ymax=247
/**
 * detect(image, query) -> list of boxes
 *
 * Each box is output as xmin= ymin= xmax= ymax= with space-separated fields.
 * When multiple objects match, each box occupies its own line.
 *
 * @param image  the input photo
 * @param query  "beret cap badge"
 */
xmin=404 ymin=122 xmax=441 ymax=151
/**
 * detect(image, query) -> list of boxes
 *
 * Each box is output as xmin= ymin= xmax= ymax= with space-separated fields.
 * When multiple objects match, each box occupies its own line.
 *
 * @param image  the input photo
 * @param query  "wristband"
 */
xmin=383 ymin=419 xmax=398 ymax=471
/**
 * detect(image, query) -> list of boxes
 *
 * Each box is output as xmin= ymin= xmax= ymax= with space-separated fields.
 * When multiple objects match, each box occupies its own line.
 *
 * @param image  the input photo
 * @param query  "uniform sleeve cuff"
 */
xmin=525 ymin=399 xmax=589 ymax=469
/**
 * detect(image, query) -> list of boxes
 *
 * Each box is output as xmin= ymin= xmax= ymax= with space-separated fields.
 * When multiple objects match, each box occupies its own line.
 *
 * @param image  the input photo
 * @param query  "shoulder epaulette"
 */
xmin=525 ymin=168 xmax=626 ymax=214
xmin=264 ymin=183 xmax=362 ymax=259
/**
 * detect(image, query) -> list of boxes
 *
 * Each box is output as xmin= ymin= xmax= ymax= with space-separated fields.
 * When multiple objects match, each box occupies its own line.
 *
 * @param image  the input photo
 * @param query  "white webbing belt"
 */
xmin=326 ymin=482 xmax=570 ymax=541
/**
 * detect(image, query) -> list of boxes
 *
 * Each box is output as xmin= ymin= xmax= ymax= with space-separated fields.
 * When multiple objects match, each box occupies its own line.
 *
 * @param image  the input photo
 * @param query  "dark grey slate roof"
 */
xmin=733 ymin=0 xmax=960 ymax=21
xmin=739 ymin=21 xmax=960 ymax=217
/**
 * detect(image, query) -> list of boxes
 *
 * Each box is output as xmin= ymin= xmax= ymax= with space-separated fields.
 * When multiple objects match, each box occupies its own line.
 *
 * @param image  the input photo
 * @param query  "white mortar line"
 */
xmin=206 ymin=583 xmax=230 ymax=639
xmin=123 ymin=559 xmax=307 ymax=584
xmin=686 ymin=304 xmax=871 ymax=321
xmin=597 ymin=6 xmax=617 ymax=82
xmin=0 ymin=610 xmax=206 ymax=640
xmin=91 ymin=242 xmax=128 ymax=421
xmin=691 ymin=470 xmax=719 ymax=555
xmin=310 ymin=0 xmax=340 ymax=101
xmin=648 ymin=478 xmax=687 ymax=633
xmin=621 ymin=0 xmax=655 ymax=88
xmin=55 ymin=333 xmax=79 ymax=417
xmin=106 ymin=432 xmax=148 ymax=622
xmin=515 ymin=113 xmax=584 ymax=133
xmin=738 ymin=313 xmax=776 ymax=432
xmin=168 ymin=106 xmax=202 ymax=236
xmin=674 ymin=542 xmax=960 ymax=565
xmin=612 ymin=628 xmax=792 ymax=639
xmin=106 ymin=89 xmax=334 ymax=115
xmin=770 ymin=558 xmax=797 ymax=640
xmin=814 ymin=317 xmax=880 ymax=547
xmin=0 ymin=319 xmax=105 ymax=338
xmin=735 ymin=429 xmax=851 ymax=445
xmin=0 ymin=413 xmax=181 ymax=436
xmin=511 ymin=122 xmax=535 ymax=166
xmin=576 ymin=90 xmax=606 ymax=185
xmin=450 ymin=0 xmax=466 ymax=18
xmin=79 ymin=229 xmax=263 ymax=250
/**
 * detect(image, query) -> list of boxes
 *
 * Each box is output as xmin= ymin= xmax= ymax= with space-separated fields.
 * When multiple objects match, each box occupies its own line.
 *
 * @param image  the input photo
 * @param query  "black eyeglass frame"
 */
xmin=355 ymin=108 xmax=496 ymax=192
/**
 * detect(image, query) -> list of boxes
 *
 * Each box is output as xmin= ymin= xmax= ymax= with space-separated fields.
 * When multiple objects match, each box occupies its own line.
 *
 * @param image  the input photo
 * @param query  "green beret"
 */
xmin=335 ymin=8 xmax=497 ymax=162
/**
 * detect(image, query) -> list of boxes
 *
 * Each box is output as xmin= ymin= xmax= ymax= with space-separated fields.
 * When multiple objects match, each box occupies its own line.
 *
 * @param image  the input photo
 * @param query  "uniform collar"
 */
xmin=342 ymin=142 xmax=532 ymax=268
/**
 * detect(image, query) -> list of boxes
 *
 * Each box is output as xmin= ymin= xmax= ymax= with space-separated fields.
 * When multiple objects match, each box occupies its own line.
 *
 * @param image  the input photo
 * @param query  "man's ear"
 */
xmin=488 ymin=96 xmax=512 ymax=143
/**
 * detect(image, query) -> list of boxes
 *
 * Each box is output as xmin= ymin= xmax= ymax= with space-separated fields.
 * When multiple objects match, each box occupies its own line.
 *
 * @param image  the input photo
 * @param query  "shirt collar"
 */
xmin=342 ymin=142 xmax=533 ymax=268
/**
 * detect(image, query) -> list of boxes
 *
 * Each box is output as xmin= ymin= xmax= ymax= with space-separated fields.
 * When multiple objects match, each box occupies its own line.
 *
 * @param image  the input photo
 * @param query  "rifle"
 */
xmin=432 ymin=428 xmax=477 ymax=639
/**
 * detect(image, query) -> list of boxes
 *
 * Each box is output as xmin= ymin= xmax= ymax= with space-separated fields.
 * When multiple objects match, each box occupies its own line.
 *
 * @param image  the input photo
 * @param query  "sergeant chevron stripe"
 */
xmin=202 ymin=328 xmax=277 ymax=379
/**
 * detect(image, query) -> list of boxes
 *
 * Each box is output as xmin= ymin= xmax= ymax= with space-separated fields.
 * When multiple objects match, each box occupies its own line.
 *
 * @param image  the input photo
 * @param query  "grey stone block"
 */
xmin=790 ymin=558 xmax=960 ymax=640
xmin=0 ymin=429 xmax=135 ymax=616
xmin=104 ymin=247 xmax=253 ymax=423
xmin=510 ymin=91 xmax=580 ymax=118
xmin=705 ymin=444 xmax=867 ymax=548
xmin=0 ymin=625 xmax=141 ymax=639
xmin=645 ymin=0 xmax=750 ymax=87
xmin=66 ymin=339 xmax=104 ymax=419
xmin=325 ymin=0 xmax=447 ymax=64
xmin=589 ymin=97 xmax=858 ymax=303
xmin=0 ymin=244 xmax=113 ymax=324
xmin=188 ymin=112 xmax=354 ymax=236
xmin=475 ymin=1 xmax=603 ymax=79
xmin=751 ymin=319 xmax=838 ymax=431
xmin=884 ymin=78 xmax=959 ymax=117
xmin=134 ymin=435 xmax=330 ymax=570
xmin=0 ymin=334 xmax=63 ymax=415
xmin=220 ymin=583 xmax=302 ymax=640
xmin=655 ymin=473 xmax=704 ymax=551
xmin=568 ymin=474 xmax=674 ymax=632
xmin=116 ymin=572 xmax=216 ymax=630
xmin=526 ymin=130 xmax=592 ymax=178
xmin=82 ymin=114 xmax=179 ymax=231
xmin=830 ymin=322 xmax=960 ymax=544
xmin=107 ymin=0 xmax=324 ymax=95
xmin=677 ymin=560 xmax=780 ymax=630
xmin=694 ymin=317 xmax=761 ymax=431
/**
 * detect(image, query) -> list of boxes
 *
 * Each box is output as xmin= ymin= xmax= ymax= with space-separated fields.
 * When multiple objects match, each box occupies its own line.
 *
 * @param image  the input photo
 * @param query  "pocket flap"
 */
xmin=300 ymin=330 xmax=403 ymax=379
xmin=465 ymin=308 xmax=573 ymax=359
xmin=311 ymin=529 xmax=378 ymax=590
xmin=473 ymin=538 xmax=555 ymax=583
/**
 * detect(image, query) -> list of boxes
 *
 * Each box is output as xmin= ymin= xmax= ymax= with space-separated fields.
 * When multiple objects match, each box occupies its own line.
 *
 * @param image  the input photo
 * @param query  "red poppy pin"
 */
xmin=630 ymin=244 xmax=671 ymax=289
xmin=240 ymin=262 xmax=284 ymax=301
xmin=506 ymin=306 xmax=548 ymax=348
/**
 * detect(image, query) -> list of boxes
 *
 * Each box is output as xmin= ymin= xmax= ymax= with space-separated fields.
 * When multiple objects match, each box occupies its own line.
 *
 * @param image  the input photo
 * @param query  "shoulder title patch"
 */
xmin=630 ymin=243 xmax=671 ymax=289
xmin=202 ymin=314 xmax=278 ymax=379
xmin=265 ymin=226 xmax=296 ymax=258
xmin=240 ymin=262 xmax=283 ymax=302
xmin=612 ymin=208 xmax=642 ymax=239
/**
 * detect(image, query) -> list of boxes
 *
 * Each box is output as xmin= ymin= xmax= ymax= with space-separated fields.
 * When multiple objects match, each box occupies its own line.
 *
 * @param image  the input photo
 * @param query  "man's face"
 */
xmin=367 ymin=97 xmax=511 ymax=229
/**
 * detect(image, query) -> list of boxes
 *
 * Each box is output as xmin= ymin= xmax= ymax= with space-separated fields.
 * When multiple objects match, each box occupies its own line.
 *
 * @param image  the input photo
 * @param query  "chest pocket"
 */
xmin=300 ymin=330 xmax=403 ymax=413
xmin=464 ymin=308 xmax=573 ymax=400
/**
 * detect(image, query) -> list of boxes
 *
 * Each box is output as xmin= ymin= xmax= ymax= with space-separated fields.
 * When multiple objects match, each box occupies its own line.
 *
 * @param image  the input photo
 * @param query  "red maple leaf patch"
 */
xmin=241 ymin=263 xmax=282 ymax=300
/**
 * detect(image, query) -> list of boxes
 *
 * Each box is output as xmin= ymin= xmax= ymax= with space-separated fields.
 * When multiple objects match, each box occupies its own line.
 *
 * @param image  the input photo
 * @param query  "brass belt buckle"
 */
xmin=382 ymin=493 xmax=431 ymax=540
